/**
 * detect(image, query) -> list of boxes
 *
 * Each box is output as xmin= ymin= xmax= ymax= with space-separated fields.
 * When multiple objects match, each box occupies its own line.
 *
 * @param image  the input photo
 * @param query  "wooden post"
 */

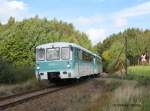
xmin=124 ymin=33 xmax=128 ymax=75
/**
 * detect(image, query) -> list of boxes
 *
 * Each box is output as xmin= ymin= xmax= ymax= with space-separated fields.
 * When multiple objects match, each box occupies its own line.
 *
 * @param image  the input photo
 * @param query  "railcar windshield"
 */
xmin=36 ymin=48 xmax=45 ymax=61
xmin=61 ymin=47 xmax=70 ymax=60
xmin=46 ymin=48 xmax=60 ymax=60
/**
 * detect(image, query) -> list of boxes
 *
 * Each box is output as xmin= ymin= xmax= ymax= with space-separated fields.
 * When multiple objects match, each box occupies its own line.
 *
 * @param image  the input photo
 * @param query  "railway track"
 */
xmin=0 ymin=86 xmax=52 ymax=101
xmin=0 ymin=85 xmax=70 ymax=110
xmin=0 ymin=77 xmax=94 ymax=110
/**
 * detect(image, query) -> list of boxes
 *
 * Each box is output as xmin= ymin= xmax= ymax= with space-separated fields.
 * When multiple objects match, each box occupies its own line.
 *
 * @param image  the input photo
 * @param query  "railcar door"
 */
xmin=74 ymin=48 xmax=80 ymax=78
xmin=78 ymin=50 xmax=92 ymax=76
xmin=76 ymin=49 xmax=85 ymax=77
xmin=77 ymin=49 xmax=82 ymax=77
xmin=94 ymin=57 xmax=99 ymax=74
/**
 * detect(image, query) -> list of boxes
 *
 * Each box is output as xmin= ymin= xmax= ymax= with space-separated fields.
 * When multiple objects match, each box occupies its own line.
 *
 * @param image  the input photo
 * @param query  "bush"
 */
xmin=0 ymin=58 xmax=34 ymax=84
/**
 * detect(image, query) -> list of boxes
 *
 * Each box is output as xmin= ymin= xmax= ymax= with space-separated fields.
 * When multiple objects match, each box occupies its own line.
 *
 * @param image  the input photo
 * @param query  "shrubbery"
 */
xmin=0 ymin=58 xmax=34 ymax=84
xmin=102 ymin=42 xmax=126 ymax=72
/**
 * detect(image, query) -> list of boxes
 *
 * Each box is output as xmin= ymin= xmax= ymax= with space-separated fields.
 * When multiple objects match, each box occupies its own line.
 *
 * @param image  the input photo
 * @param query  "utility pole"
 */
xmin=124 ymin=33 xmax=128 ymax=75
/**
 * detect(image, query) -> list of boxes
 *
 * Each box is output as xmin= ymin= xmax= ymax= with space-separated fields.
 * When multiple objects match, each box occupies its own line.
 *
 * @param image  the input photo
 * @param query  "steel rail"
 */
xmin=0 ymin=85 xmax=69 ymax=110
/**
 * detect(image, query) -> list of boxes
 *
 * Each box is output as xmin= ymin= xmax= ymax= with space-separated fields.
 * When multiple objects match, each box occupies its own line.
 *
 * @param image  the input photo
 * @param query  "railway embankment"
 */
xmin=0 ymin=79 xmax=49 ymax=98
xmin=1 ymin=76 xmax=150 ymax=111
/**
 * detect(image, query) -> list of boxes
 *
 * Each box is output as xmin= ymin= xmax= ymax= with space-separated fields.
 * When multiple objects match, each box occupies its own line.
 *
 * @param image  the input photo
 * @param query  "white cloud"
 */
xmin=114 ymin=1 xmax=150 ymax=27
xmin=7 ymin=0 xmax=25 ymax=10
xmin=73 ymin=1 xmax=150 ymax=44
xmin=117 ymin=1 xmax=150 ymax=18
xmin=0 ymin=0 xmax=31 ymax=23
xmin=86 ymin=28 xmax=107 ymax=45
xmin=114 ymin=17 xmax=128 ymax=28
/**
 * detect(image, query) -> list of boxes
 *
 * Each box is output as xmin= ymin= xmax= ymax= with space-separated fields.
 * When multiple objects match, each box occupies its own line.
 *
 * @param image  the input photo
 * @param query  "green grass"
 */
xmin=128 ymin=65 xmax=150 ymax=77
xmin=127 ymin=65 xmax=150 ymax=86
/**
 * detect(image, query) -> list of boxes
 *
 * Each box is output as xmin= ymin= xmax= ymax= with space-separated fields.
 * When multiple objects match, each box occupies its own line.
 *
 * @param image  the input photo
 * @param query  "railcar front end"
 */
xmin=35 ymin=46 xmax=75 ymax=81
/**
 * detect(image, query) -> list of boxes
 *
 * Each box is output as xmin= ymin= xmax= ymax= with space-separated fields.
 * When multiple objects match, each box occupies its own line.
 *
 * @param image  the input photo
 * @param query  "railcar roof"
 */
xmin=36 ymin=42 xmax=101 ymax=59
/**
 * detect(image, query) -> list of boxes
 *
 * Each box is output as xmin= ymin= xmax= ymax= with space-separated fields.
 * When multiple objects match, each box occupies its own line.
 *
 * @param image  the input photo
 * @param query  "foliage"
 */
xmin=0 ymin=58 xmax=34 ymax=84
xmin=0 ymin=16 xmax=92 ymax=66
xmin=95 ymin=28 xmax=150 ymax=72
xmin=102 ymin=50 xmax=111 ymax=61
xmin=102 ymin=42 xmax=125 ymax=72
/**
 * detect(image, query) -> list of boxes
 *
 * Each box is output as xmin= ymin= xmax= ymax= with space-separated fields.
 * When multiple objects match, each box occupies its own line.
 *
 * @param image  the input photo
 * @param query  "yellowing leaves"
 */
xmin=102 ymin=50 xmax=111 ymax=61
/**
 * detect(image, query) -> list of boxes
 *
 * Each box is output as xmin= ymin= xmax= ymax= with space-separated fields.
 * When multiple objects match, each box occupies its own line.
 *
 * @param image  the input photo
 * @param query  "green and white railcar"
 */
xmin=35 ymin=42 xmax=102 ymax=81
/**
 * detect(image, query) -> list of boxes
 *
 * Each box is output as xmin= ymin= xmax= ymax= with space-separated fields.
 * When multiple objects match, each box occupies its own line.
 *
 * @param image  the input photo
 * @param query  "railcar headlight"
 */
xmin=37 ymin=66 xmax=40 ymax=70
xmin=67 ymin=64 xmax=71 ymax=68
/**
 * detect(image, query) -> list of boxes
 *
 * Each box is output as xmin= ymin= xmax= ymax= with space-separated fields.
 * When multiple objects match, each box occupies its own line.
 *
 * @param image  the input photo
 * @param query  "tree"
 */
xmin=7 ymin=16 xmax=15 ymax=26
xmin=0 ymin=17 xmax=92 ymax=66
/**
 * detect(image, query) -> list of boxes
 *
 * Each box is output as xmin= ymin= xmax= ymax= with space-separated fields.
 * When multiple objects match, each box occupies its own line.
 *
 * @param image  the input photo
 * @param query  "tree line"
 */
xmin=0 ymin=16 xmax=92 ymax=66
xmin=94 ymin=28 xmax=150 ymax=72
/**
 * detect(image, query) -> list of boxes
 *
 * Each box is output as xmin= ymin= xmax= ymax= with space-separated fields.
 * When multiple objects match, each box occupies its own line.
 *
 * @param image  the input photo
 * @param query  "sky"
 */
xmin=0 ymin=0 xmax=150 ymax=45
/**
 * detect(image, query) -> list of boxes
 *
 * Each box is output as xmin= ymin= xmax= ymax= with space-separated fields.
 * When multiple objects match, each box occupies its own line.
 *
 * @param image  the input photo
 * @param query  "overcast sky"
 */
xmin=0 ymin=0 xmax=150 ymax=45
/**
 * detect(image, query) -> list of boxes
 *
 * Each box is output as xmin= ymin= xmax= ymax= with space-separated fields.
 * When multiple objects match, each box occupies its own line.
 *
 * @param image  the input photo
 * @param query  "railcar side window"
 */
xmin=78 ymin=50 xmax=82 ymax=60
xmin=36 ymin=48 xmax=45 ymax=61
xmin=96 ymin=58 xmax=101 ymax=64
xmin=82 ymin=52 xmax=92 ymax=61
xmin=61 ymin=47 xmax=70 ymax=60
xmin=46 ymin=48 xmax=60 ymax=60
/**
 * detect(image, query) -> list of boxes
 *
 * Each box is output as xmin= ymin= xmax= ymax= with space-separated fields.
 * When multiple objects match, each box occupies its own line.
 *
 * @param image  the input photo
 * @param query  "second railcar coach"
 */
xmin=35 ymin=42 xmax=102 ymax=82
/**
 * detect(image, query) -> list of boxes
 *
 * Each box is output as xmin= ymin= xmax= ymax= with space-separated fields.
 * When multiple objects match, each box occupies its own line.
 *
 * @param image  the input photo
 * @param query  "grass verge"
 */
xmin=0 ymin=79 xmax=49 ymax=97
xmin=128 ymin=65 xmax=150 ymax=77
